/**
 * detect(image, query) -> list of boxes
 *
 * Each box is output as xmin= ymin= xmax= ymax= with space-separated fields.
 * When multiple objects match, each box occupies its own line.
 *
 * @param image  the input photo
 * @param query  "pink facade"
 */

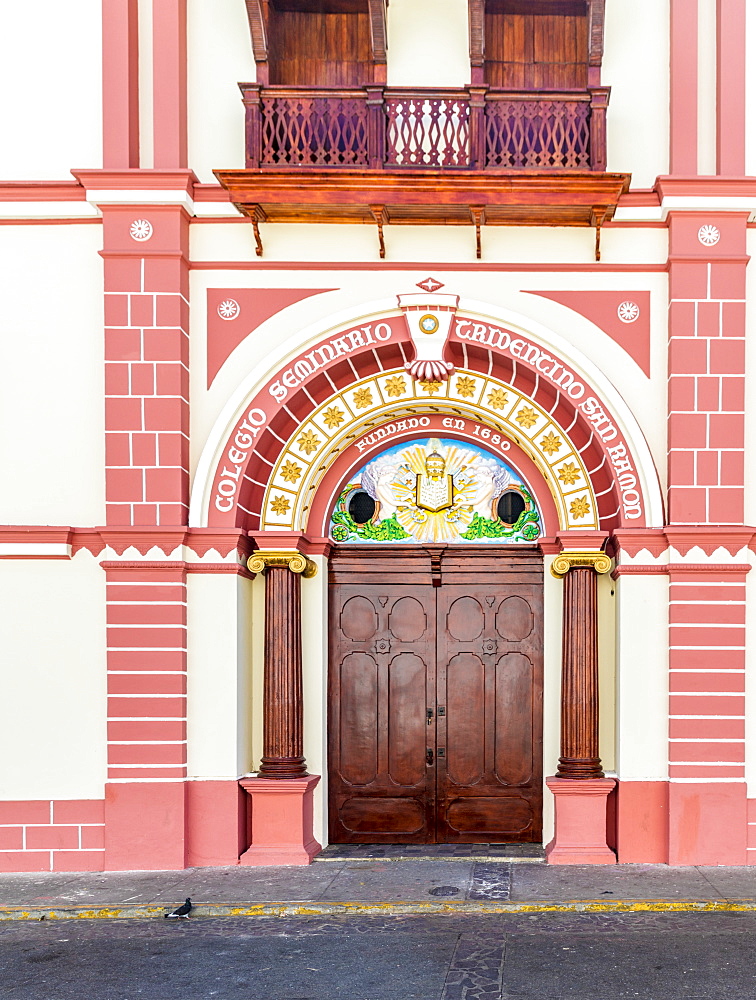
xmin=1 ymin=0 xmax=756 ymax=870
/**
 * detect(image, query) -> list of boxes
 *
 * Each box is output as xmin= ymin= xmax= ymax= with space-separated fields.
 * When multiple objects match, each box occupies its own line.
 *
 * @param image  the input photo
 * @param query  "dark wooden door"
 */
xmin=328 ymin=546 xmax=543 ymax=844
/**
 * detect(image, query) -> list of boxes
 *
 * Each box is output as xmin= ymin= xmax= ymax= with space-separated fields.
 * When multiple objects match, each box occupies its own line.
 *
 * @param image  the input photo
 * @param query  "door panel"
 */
xmin=389 ymin=596 xmax=427 ymax=641
xmin=338 ymin=652 xmax=378 ymax=786
xmin=329 ymin=553 xmax=436 ymax=843
xmin=340 ymin=595 xmax=378 ymax=640
xmin=388 ymin=653 xmax=427 ymax=787
xmin=495 ymin=652 xmax=534 ymax=785
xmin=436 ymin=562 xmax=543 ymax=843
xmin=446 ymin=596 xmax=485 ymax=641
xmin=329 ymin=546 xmax=543 ymax=844
xmin=445 ymin=652 xmax=486 ymax=787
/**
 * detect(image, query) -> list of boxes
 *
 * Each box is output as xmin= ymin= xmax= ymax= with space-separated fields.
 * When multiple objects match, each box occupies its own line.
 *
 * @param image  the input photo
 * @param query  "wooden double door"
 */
xmin=328 ymin=546 xmax=543 ymax=844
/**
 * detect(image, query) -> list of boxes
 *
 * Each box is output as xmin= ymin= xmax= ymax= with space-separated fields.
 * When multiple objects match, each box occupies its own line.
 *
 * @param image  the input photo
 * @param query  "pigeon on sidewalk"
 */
xmin=164 ymin=898 xmax=192 ymax=919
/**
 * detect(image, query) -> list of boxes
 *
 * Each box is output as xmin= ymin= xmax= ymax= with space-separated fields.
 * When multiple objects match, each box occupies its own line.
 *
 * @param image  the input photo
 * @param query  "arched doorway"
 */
xmin=191 ymin=293 xmax=664 ymax=863
xmin=326 ymin=435 xmax=544 ymax=844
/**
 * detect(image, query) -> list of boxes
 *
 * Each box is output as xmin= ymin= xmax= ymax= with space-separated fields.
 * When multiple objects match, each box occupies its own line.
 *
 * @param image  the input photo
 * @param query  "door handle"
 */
xmin=426 ymin=748 xmax=434 ymax=766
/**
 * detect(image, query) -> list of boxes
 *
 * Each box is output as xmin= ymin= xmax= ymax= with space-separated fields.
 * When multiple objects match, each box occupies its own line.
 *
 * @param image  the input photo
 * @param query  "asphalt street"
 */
xmin=1 ymin=910 xmax=755 ymax=999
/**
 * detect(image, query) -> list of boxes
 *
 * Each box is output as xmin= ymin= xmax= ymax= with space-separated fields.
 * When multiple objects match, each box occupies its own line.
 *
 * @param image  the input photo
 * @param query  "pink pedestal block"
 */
xmin=239 ymin=775 xmax=321 ymax=866
xmin=104 ymin=781 xmax=187 ymax=871
xmin=668 ymin=781 xmax=747 ymax=865
xmin=546 ymin=776 xmax=617 ymax=865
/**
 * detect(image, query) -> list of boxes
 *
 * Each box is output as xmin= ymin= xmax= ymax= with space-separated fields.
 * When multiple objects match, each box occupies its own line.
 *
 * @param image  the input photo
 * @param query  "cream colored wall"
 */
xmin=302 ymin=556 xmax=330 ymax=846
xmin=745 ymin=553 xmax=756 ymax=799
xmin=138 ymin=0 xmax=154 ymax=169
xmin=614 ymin=574 xmax=669 ymax=781
xmin=387 ymin=0 xmax=470 ymax=88
xmin=186 ymin=0 xmax=255 ymax=183
xmin=0 ymin=553 xmax=106 ymax=799
xmin=0 ymin=1 xmax=102 ymax=178
xmin=697 ymin=0 xmax=717 ymax=176
xmin=0 ymin=225 xmax=105 ymax=525
xmin=541 ymin=565 xmax=563 ymax=845
xmin=250 ymin=572 xmax=265 ymax=773
xmin=603 ymin=0 xmax=669 ymax=186
xmin=186 ymin=572 xmax=254 ymax=778
xmin=598 ymin=572 xmax=617 ymax=775
xmin=744 ymin=231 xmax=756 ymax=530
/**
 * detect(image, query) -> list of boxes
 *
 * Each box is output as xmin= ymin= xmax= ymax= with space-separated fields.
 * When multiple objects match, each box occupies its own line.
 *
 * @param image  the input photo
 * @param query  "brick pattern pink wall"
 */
xmin=668 ymin=567 xmax=746 ymax=782
xmin=106 ymin=564 xmax=187 ymax=782
xmin=667 ymin=213 xmax=747 ymax=525
xmin=0 ymin=801 xmax=105 ymax=873
xmin=103 ymin=205 xmax=190 ymax=526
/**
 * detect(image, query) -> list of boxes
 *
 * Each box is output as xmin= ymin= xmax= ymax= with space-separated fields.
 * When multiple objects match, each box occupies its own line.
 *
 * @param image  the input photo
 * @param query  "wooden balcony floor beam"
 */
xmin=215 ymin=169 xmax=630 ymax=229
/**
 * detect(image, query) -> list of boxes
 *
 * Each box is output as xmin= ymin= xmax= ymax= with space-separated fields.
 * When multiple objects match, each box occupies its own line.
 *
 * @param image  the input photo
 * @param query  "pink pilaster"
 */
xmin=670 ymin=0 xmax=698 ymax=174
xmin=103 ymin=559 xmax=188 ymax=870
xmin=667 ymin=560 xmax=748 ymax=865
xmin=94 ymin=185 xmax=192 ymax=526
xmin=667 ymin=213 xmax=748 ymax=525
xmin=102 ymin=0 xmax=140 ymax=168
xmin=238 ymin=776 xmax=321 ymax=866
xmin=153 ymin=0 xmax=188 ymax=168
xmin=546 ymin=778 xmax=617 ymax=865
xmin=716 ymin=0 xmax=746 ymax=175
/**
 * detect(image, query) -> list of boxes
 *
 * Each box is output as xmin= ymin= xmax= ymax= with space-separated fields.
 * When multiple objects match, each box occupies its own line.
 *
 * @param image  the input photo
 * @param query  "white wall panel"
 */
xmin=0 ymin=1 xmax=102 ymax=178
xmin=187 ymin=0 xmax=256 ymax=182
xmin=604 ymin=0 xmax=669 ymax=186
xmin=186 ymin=572 xmax=254 ymax=777
xmin=0 ymin=225 xmax=105 ymax=525
xmin=615 ymin=573 xmax=669 ymax=780
xmin=0 ymin=554 xmax=106 ymax=799
xmin=387 ymin=0 xmax=470 ymax=87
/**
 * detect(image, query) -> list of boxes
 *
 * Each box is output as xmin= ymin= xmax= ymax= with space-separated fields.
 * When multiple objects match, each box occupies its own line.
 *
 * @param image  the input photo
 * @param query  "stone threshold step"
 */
xmin=313 ymin=854 xmax=545 ymax=863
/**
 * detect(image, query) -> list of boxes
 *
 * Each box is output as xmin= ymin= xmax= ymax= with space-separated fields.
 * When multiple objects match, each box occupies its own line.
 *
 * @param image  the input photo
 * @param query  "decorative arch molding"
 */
xmin=190 ymin=295 xmax=663 ymax=532
xmin=262 ymin=370 xmax=596 ymax=535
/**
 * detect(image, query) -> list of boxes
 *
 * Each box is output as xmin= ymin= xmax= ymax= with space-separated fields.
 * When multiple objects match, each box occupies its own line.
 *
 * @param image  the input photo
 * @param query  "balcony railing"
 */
xmin=242 ymin=85 xmax=609 ymax=172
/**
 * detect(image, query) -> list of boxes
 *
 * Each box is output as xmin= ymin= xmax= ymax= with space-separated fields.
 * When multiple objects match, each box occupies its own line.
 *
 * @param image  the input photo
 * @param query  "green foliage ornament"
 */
xmin=330 ymin=509 xmax=410 ymax=542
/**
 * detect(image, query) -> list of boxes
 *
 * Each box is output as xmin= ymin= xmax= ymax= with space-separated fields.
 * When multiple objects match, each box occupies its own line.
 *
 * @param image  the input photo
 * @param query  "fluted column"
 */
xmin=247 ymin=550 xmax=317 ymax=779
xmin=551 ymin=550 xmax=612 ymax=780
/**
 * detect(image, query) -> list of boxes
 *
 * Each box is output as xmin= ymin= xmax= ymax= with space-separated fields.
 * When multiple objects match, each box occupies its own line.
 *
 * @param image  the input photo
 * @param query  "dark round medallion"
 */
xmin=497 ymin=490 xmax=527 ymax=525
xmin=348 ymin=490 xmax=376 ymax=525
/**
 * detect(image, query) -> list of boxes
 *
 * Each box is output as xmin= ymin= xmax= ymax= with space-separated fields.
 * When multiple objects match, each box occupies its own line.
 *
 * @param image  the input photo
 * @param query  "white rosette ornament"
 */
xmin=397 ymin=293 xmax=459 ymax=382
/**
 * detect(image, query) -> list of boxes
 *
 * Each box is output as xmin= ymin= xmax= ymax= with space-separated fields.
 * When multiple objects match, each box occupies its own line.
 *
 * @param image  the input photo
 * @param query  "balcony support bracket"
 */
xmin=370 ymin=204 xmax=389 ymax=259
xmin=591 ymin=207 xmax=608 ymax=263
xmin=470 ymin=205 xmax=485 ymax=260
xmin=248 ymin=204 xmax=266 ymax=258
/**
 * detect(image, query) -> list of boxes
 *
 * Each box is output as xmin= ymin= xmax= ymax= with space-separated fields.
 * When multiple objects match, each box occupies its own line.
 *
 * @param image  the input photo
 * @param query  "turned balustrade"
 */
xmin=241 ymin=85 xmax=610 ymax=172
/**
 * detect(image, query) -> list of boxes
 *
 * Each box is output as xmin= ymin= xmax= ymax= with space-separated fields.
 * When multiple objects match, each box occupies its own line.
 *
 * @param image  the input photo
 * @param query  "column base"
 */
xmin=239 ymin=775 xmax=321 ymax=866
xmin=545 ymin=776 xmax=617 ymax=865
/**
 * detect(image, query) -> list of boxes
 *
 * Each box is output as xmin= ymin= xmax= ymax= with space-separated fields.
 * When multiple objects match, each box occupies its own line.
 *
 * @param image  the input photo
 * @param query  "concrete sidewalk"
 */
xmin=2 ymin=849 xmax=756 ymax=921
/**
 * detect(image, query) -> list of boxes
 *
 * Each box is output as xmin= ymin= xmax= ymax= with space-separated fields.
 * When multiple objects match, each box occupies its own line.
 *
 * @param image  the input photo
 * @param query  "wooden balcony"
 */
xmin=216 ymin=84 xmax=630 ymax=255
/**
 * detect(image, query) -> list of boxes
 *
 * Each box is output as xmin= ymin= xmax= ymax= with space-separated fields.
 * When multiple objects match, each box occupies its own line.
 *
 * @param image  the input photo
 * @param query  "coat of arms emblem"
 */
xmin=330 ymin=437 xmax=541 ymax=545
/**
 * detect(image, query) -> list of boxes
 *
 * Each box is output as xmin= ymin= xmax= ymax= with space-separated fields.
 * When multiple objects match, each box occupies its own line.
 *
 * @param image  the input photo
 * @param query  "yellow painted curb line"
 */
xmin=1 ymin=899 xmax=756 ymax=922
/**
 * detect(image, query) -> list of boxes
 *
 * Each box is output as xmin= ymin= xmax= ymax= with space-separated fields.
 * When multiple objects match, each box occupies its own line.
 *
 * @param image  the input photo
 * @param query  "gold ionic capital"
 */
xmin=550 ymin=550 xmax=612 ymax=578
xmin=247 ymin=550 xmax=318 ymax=578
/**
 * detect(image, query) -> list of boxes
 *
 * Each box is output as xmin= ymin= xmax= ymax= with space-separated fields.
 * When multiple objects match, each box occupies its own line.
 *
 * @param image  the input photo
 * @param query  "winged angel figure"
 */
xmin=361 ymin=439 xmax=510 ymax=543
